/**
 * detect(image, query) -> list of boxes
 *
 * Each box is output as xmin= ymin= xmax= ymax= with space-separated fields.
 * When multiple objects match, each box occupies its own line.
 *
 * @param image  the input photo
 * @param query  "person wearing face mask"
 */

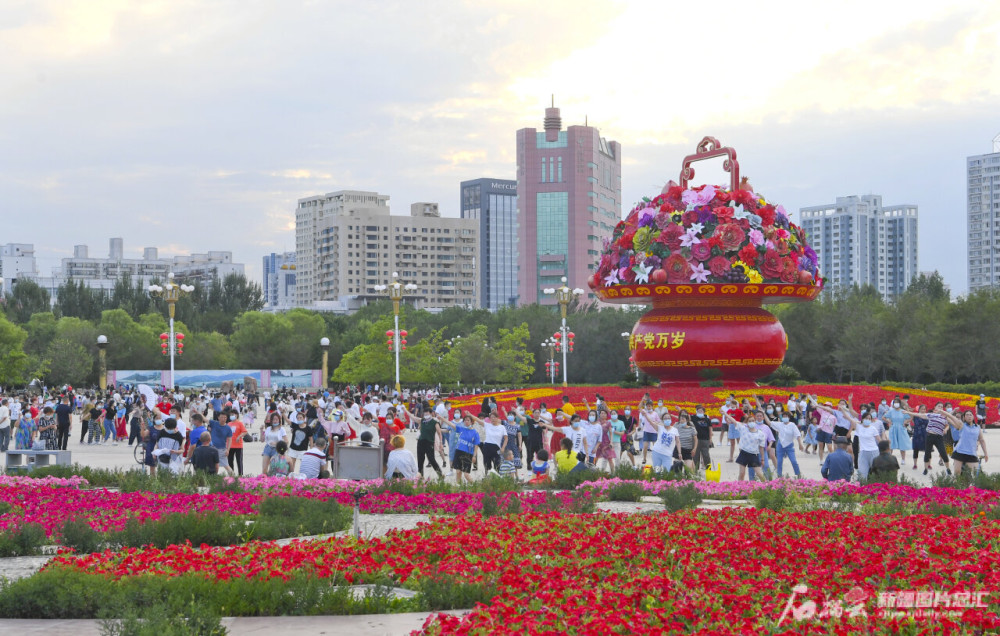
xmin=609 ymin=410 xmax=627 ymax=465
xmin=721 ymin=399 xmax=744 ymax=462
xmin=723 ymin=411 xmax=764 ymax=481
xmin=592 ymin=408 xmax=617 ymax=472
xmin=467 ymin=411 xmax=508 ymax=473
xmin=943 ymin=409 xmax=989 ymax=476
xmin=538 ymin=413 xmax=589 ymax=458
xmin=840 ymin=407 xmax=886 ymax=480
xmin=499 ymin=406 xmax=523 ymax=470
xmin=689 ymin=406 xmax=713 ymax=471
xmin=883 ymin=398 xmax=912 ymax=464
xmin=674 ymin=411 xmax=696 ymax=472
xmin=648 ymin=412 xmax=678 ymax=473
xmin=526 ymin=407 xmax=545 ymax=467
xmin=581 ymin=402 xmax=604 ymax=466
xmin=617 ymin=406 xmax=638 ymax=465
xmin=639 ymin=401 xmax=662 ymax=466
xmin=402 ymin=401 xmax=446 ymax=479
xmin=763 ymin=408 xmax=802 ymax=478
xmin=903 ymin=403 xmax=952 ymax=476
xmin=286 ymin=411 xmax=315 ymax=474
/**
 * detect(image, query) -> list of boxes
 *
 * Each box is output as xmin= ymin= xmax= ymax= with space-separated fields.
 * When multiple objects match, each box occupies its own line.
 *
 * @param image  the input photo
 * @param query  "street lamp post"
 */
xmin=97 ymin=335 xmax=108 ymax=391
xmin=148 ymin=273 xmax=194 ymax=391
xmin=542 ymin=338 xmax=560 ymax=385
xmin=373 ymin=272 xmax=417 ymax=395
xmin=621 ymin=332 xmax=639 ymax=381
xmin=542 ymin=277 xmax=583 ymax=387
xmin=320 ymin=337 xmax=330 ymax=389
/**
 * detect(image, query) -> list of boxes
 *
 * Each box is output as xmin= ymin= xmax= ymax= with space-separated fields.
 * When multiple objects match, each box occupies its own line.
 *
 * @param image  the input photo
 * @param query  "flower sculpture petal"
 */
xmin=689 ymin=262 xmax=709 ymax=283
xmin=632 ymin=262 xmax=652 ymax=284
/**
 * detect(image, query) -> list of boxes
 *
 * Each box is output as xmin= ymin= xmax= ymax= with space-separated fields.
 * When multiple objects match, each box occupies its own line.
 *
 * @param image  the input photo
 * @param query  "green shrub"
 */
xmin=0 ymin=523 xmax=47 ymax=557
xmin=254 ymin=496 xmax=351 ymax=539
xmin=414 ymin=577 xmax=498 ymax=611
xmin=612 ymin=464 xmax=700 ymax=483
xmin=660 ymin=484 xmax=703 ymax=512
xmin=0 ymin=502 xmax=12 ymax=515
xmin=481 ymin=494 xmax=500 ymax=518
xmin=604 ymin=481 xmax=647 ymax=502
xmin=0 ymin=569 xmax=418 ymax=619
xmin=471 ymin=474 xmax=522 ymax=494
xmin=749 ymin=486 xmax=799 ymax=512
xmin=60 ymin=518 xmax=102 ymax=554
xmin=107 ymin=513 xmax=246 ymax=551
xmin=505 ymin=494 xmax=522 ymax=515
xmin=550 ymin=467 xmax=603 ymax=490
xmin=99 ymin=600 xmax=227 ymax=636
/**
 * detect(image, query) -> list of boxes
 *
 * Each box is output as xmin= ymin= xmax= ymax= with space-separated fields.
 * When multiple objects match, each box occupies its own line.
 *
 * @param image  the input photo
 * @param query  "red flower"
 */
xmin=707 ymin=256 xmax=731 ymax=278
xmin=714 ymin=189 xmax=732 ymax=204
xmin=708 ymin=236 xmax=722 ymax=249
xmin=713 ymin=205 xmax=734 ymax=222
xmin=620 ymin=228 xmax=636 ymax=249
xmin=760 ymin=250 xmax=784 ymax=278
xmin=682 ymin=210 xmax=700 ymax=226
xmin=716 ymin=223 xmax=746 ymax=252
xmin=758 ymin=205 xmax=776 ymax=226
xmin=780 ymin=258 xmax=798 ymax=283
xmin=656 ymin=224 xmax=684 ymax=250
xmin=663 ymin=253 xmax=692 ymax=283
xmin=690 ymin=241 xmax=712 ymax=261
xmin=733 ymin=189 xmax=756 ymax=207
xmin=658 ymin=203 xmax=674 ymax=214
xmin=738 ymin=244 xmax=760 ymax=266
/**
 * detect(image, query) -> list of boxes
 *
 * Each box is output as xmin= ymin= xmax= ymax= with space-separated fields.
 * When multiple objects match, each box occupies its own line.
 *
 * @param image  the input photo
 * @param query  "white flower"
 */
xmin=632 ymin=263 xmax=653 ymax=284
xmin=679 ymin=230 xmax=701 ymax=248
xmin=603 ymin=271 xmax=620 ymax=287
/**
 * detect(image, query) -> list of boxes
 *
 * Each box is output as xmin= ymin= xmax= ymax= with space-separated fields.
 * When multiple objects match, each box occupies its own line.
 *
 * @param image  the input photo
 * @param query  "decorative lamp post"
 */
xmin=148 ymin=273 xmax=194 ymax=390
xmin=96 ymin=335 xmax=108 ymax=391
xmin=320 ymin=337 xmax=330 ymax=389
xmin=542 ymin=277 xmax=583 ymax=387
xmin=373 ymin=272 xmax=417 ymax=395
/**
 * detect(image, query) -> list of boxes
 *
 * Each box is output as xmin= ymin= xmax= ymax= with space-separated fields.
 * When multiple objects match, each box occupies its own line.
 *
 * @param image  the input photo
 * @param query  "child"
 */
xmin=268 ymin=440 xmax=291 ymax=477
xmin=803 ymin=418 xmax=818 ymax=455
xmin=498 ymin=449 xmax=519 ymax=479
xmin=529 ymin=449 xmax=551 ymax=484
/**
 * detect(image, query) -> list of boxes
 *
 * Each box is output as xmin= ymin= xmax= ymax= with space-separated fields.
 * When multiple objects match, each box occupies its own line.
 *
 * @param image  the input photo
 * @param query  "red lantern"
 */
xmin=401 ymin=339 xmax=407 ymax=345
xmin=175 ymin=333 xmax=185 ymax=341
xmin=159 ymin=333 xmax=168 ymax=341
xmin=568 ymin=332 xmax=575 ymax=340
xmin=553 ymin=332 xmax=561 ymax=340
xmin=400 ymin=330 xmax=408 ymax=337
xmin=386 ymin=330 xmax=394 ymax=338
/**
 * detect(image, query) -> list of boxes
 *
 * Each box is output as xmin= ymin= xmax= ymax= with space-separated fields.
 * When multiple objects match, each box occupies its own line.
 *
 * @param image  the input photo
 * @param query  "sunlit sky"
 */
xmin=2 ymin=0 xmax=999 ymax=294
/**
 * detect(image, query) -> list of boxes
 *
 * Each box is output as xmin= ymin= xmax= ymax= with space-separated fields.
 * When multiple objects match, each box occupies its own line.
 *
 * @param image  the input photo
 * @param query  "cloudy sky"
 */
xmin=2 ymin=0 xmax=998 ymax=294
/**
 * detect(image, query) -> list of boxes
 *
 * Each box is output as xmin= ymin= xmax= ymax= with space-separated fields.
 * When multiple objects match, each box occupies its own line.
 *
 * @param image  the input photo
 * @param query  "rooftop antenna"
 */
xmin=551 ymin=94 xmax=554 ymax=107
xmin=585 ymin=114 xmax=588 ymax=126
xmin=993 ymin=132 xmax=1000 ymax=153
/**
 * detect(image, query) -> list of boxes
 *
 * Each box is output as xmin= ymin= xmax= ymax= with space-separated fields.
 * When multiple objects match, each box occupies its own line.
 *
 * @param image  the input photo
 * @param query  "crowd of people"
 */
xmin=0 ymin=384 xmax=990 ymax=484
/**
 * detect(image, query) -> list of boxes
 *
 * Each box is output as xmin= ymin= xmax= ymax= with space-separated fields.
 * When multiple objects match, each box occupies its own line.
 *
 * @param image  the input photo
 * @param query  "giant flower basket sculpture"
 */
xmin=590 ymin=137 xmax=823 ymax=386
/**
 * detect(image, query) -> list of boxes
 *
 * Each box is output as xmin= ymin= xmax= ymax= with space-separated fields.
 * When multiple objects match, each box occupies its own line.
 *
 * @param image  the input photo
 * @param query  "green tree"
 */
xmin=229 ymin=312 xmax=294 ymax=368
xmin=178 ymin=332 xmax=237 ymax=370
xmin=23 ymin=312 xmax=57 ymax=357
xmin=3 ymin=279 xmax=51 ymax=324
xmin=45 ymin=338 xmax=93 ymax=385
xmin=493 ymin=323 xmax=534 ymax=384
xmin=0 ymin=313 xmax=29 ymax=385
xmin=54 ymin=279 xmax=107 ymax=321
xmin=97 ymin=309 xmax=160 ymax=371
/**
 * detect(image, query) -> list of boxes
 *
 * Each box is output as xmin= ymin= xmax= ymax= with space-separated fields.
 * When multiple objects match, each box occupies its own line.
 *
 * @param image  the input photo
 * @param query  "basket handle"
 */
xmin=679 ymin=136 xmax=741 ymax=191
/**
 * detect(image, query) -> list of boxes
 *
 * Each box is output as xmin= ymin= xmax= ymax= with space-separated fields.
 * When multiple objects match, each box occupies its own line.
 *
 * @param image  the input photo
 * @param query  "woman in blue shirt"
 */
xmin=944 ymin=410 xmax=988 ymax=476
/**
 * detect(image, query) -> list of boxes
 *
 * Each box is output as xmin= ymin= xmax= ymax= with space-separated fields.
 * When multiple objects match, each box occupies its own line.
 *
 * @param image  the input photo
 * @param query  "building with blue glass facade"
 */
xmin=460 ymin=178 xmax=518 ymax=309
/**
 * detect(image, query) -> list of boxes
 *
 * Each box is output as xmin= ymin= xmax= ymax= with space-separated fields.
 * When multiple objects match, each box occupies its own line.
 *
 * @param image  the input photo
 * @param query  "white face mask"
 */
xmin=892 ymin=403 xmax=900 ymax=408
xmin=588 ymin=415 xmax=597 ymax=422
xmin=696 ymin=410 xmax=704 ymax=417
xmin=624 ymin=409 xmax=631 ymax=415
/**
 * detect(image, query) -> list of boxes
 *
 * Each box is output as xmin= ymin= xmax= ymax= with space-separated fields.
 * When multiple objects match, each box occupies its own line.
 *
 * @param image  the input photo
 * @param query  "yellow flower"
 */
xmin=732 ymin=259 xmax=752 ymax=272
xmin=746 ymin=268 xmax=763 ymax=284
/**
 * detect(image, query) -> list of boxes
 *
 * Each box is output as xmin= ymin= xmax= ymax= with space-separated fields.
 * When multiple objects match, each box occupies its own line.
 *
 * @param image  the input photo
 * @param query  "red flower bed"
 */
xmin=448 ymin=384 xmax=998 ymax=424
xmin=49 ymin=510 xmax=1000 ymax=633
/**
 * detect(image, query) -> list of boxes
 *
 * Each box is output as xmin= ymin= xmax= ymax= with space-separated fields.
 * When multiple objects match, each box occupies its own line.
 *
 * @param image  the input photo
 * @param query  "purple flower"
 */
xmin=643 ymin=255 xmax=661 ymax=269
xmin=696 ymin=206 xmax=714 ymax=225
xmin=682 ymin=185 xmax=717 ymax=208
xmin=639 ymin=214 xmax=657 ymax=229
xmin=618 ymin=254 xmax=631 ymax=269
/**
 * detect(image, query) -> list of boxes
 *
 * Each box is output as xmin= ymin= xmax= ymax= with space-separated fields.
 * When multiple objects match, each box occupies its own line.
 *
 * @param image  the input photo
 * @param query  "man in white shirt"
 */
xmin=539 ymin=415 xmax=589 ymax=456
xmin=0 ymin=399 xmax=10 ymax=452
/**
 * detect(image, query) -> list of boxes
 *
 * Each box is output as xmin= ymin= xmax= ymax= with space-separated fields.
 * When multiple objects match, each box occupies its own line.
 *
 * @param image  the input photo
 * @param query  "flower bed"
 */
xmin=39 ymin=511 xmax=1000 ymax=632
xmin=446 ymin=384 xmax=999 ymax=424
xmin=580 ymin=477 xmax=838 ymax=499
xmin=0 ymin=481 xmax=588 ymax=538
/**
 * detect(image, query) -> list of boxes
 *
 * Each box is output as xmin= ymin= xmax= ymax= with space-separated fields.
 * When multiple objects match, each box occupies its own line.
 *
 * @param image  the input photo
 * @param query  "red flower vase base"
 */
xmin=596 ymin=283 xmax=821 ymax=387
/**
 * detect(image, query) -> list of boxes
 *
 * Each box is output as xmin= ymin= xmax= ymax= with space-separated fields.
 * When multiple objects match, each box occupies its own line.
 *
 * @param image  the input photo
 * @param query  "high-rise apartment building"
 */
xmin=516 ymin=104 xmax=621 ymax=306
xmin=799 ymin=195 xmax=918 ymax=302
xmin=967 ymin=134 xmax=1000 ymax=291
xmin=262 ymin=251 xmax=297 ymax=311
xmin=460 ymin=178 xmax=518 ymax=309
xmin=294 ymin=191 xmax=478 ymax=312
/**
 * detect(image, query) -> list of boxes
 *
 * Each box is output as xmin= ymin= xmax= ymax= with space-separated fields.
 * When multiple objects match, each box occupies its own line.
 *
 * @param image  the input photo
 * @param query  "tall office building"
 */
xmin=516 ymin=103 xmax=622 ymax=306
xmin=967 ymin=134 xmax=1000 ymax=291
xmin=799 ymin=195 xmax=918 ymax=302
xmin=262 ymin=251 xmax=297 ymax=311
xmin=294 ymin=191 xmax=479 ymax=312
xmin=460 ymin=178 xmax=518 ymax=309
